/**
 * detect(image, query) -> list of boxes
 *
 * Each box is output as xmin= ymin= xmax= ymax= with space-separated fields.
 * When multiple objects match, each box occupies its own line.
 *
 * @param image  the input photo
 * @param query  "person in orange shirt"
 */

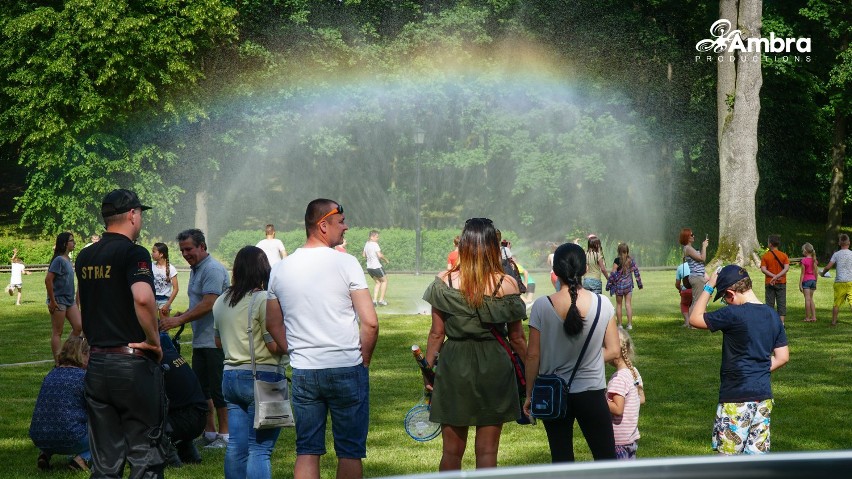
xmin=760 ymin=235 xmax=790 ymax=324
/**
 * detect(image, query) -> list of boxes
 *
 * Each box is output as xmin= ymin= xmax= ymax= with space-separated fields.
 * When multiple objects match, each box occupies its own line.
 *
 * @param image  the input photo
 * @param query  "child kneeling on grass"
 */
xmin=606 ymin=328 xmax=645 ymax=460
xmin=689 ymin=265 xmax=789 ymax=455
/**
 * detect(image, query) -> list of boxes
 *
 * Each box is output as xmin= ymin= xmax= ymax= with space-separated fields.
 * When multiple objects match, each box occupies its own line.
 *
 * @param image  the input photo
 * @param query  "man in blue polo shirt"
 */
xmin=689 ymin=265 xmax=789 ymax=455
xmin=160 ymin=229 xmax=230 ymax=449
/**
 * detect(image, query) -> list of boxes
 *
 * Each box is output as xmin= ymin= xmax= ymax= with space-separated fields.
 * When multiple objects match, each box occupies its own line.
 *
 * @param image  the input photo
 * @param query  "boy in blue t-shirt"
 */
xmin=688 ymin=265 xmax=789 ymax=455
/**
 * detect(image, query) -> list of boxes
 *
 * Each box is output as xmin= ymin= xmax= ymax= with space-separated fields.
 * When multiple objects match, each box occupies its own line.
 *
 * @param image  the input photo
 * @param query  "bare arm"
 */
xmin=689 ymin=268 xmax=718 ymax=329
xmin=425 ymin=307 xmax=446 ymax=370
xmin=771 ymin=345 xmax=789 ymax=371
xmin=637 ymin=385 xmax=646 ymax=404
xmin=684 ymin=241 xmax=707 ymax=263
xmin=507 ymin=320 xmax=527 ymax=360
xmin=160 ymin=293 xmax=219 ymax=331
xmin=607 ymin=393 xmax=625 ymax=415
xmin=822 ymin=260 xmax=835 ymax=276
xmin=352 ymin=288 xmax=378 ymax=367
xmin=265 ymin=297 xmax=287 ymax=354
xmin=45 ymin=272 xmax=58 ymax=310
xmin=162 ymin=274 xmax=179 ymax=314
xmin=601 ymin=317 xmax=620 ymax=362
xmin=522 ymin=327 xmax=541 ymax=418
xmin=127 ymin=282 xmax=163 ymax=362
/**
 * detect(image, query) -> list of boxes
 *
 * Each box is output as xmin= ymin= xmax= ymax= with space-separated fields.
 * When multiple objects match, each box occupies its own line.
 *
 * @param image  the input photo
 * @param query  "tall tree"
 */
xmin=0 ymin=0 xmax=237 ymax=234
xmin=800 ymin=0 xmax=852 ymax=258
xmin=715 ymin=0 xmax=762 ymax=265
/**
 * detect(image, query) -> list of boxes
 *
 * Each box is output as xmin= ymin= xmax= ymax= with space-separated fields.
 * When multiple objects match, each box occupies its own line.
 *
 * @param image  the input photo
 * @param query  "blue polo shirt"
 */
xmin=187 ymin=254 xmax=229 ymax=349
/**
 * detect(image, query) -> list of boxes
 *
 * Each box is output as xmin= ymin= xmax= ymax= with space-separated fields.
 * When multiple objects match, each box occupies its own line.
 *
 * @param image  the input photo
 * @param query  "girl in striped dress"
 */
xmin=606 ymin=329 xmax=645 ymax=460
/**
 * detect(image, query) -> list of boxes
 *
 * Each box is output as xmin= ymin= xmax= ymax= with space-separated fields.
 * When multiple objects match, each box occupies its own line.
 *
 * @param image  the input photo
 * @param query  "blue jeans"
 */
xmin=291 ymin=365 xmax=369 ymax=458
xmin=222 ymin=369 xmax=285 ymax=479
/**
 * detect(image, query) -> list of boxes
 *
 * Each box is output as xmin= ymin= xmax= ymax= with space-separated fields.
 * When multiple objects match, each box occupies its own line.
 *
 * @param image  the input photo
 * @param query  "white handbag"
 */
xmin=246 ymin=292 xmax=294 ymax=429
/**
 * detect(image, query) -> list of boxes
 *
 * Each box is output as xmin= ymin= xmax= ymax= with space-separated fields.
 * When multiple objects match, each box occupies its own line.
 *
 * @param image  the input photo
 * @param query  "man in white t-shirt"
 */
xmin=256 ymin=224 xmax=287 ymax=266
xmin=821 ymin=233 xmax=852 ymax=326
xmin=266 ymin=199 xmax=378 ymax=479
xmin=8 ymin=248 xmax=30 ymax=306
xmin=363 ymin=230 xmax=389 ymax=306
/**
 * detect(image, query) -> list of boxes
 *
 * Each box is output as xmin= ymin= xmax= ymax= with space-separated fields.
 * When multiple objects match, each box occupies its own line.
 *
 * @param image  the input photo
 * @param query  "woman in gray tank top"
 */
xmin=523 ymin=243 xmax=620 ymax=462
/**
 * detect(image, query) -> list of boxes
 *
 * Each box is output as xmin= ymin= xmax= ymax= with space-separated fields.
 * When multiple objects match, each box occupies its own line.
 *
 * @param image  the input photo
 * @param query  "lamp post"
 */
xmin=414 ymin=128 xmax=425 ymax=275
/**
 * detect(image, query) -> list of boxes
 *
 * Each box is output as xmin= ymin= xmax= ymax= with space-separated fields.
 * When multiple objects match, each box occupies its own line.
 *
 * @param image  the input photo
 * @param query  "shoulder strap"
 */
xmin=245 ymin=292 xmax=261 ymax=379
xmin=489 ymin=325 xmax=525 ymax=387
xmin=566 ymin=293 xmax=603 ymax=390
xmin=447 ymin=273 xmax=453 ymax=288
xmin=770 ymin=250 xmax=785 ymax=269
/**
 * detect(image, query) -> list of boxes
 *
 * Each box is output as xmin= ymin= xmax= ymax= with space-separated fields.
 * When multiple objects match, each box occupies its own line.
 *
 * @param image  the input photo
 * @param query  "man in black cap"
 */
xmin=688 ymin=265 xmax=789 ymax=455
xmin=76 ymin=188 xmax=166 ymax=478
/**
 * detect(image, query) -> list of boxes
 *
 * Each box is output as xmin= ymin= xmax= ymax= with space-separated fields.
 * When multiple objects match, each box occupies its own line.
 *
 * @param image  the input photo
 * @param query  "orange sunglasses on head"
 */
xmin=316 ymin=204 xmax=343 ymax=225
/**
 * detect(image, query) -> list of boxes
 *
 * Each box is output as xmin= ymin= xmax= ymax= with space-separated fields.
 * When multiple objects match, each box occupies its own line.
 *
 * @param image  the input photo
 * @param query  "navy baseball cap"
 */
xmin=101 ymin=189 xmax=151 ymax=218
xmin=714 ymin=265 xmax=750 ymax=301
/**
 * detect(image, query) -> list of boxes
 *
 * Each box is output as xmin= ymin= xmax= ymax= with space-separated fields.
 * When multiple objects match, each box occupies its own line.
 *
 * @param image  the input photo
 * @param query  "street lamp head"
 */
xmin=414 ymin=128 xmax=425 ymax=145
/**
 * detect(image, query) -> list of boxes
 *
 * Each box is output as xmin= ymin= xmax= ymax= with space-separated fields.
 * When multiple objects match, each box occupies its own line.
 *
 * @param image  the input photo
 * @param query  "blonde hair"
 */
xmin=57 ymin=336 xmax=90 ymax=368
xmin=617 ymin=328 xmax=640 ymax=382
xmin=617 ymin=242 xmax=632 ymax=274
xmin=802 ymin=242 xmax=815 ymax=258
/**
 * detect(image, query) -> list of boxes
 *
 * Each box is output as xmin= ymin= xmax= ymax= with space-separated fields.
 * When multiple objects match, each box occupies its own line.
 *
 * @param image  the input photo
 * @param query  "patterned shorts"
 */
xmin=615 ymin=442 xmax=638 ymax=460
xmin=712 ymin=399 xmax=773 ymax=455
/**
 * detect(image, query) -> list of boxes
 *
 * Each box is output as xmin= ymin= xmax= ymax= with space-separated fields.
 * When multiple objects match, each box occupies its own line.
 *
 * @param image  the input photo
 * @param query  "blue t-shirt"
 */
xmin=704 ymin=303 xmax=788 ymax=403
xmin=676 ymin=262 xmax=691 ymax=291
xmin=188 ymin=255 xmax=229 ymax=349
xmin=47 ymin=256 xmax=75 ymax=306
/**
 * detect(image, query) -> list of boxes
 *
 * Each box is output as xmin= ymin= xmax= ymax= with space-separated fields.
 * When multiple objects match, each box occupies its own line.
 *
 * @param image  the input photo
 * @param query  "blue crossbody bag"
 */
xmin=530 ymin=294 xmax=602 ymax=420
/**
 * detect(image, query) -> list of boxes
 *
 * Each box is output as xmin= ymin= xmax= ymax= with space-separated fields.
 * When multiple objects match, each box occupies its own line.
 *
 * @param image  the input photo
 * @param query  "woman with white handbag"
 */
xmin=213 ymin=246 xmax=289 ymax=479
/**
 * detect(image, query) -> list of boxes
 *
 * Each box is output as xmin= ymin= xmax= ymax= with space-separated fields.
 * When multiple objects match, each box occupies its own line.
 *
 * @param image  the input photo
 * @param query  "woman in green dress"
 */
xmin=422 ymin=217 xmax=528 ymax=471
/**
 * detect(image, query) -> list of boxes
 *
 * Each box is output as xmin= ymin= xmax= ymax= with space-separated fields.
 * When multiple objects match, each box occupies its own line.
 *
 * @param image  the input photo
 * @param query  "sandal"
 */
xmin=37 ymin=452 xmax=50 ymax=471
xmin=68 ymin=455 xmax=89 ymax=472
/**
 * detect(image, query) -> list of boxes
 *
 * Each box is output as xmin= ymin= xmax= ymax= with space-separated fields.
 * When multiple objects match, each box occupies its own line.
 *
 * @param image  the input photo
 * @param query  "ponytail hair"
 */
xmin=617 ymin=242 xmax=631 ymax=274
xmin=618 ymin=328 xmax=640 ymax=382
xmin=153 ymin=242 xmax=170 ymax=278
xmin=553 ymin=243 xmax=586 ymax=336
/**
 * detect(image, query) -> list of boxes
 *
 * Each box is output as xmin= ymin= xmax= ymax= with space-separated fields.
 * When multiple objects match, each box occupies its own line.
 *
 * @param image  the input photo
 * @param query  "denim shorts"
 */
xmin=291 ymin=365 xmax=369 ymax=458
xmin=801 ymin=280 xmax=817 ymax=290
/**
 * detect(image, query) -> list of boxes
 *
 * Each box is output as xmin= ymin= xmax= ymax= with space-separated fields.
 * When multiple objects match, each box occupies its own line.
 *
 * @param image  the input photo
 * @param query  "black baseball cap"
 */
xmin=101 ymin=189 xmax=151 ymax=218
xmin=714 ymin=265 xmax=750 ymax=301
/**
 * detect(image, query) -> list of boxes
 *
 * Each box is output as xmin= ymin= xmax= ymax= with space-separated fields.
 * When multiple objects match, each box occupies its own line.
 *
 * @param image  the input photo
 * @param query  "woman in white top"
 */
xmin=524 ymin=242 xmax=620 ymax=462
xmin=152 ymin=243 xmax=179 ymax=316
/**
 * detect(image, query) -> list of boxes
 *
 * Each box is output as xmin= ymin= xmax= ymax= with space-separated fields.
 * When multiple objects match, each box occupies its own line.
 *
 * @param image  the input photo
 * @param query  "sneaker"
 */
xmin=626 ymin=324 xmax=633 ymax=330
xmin=204 ymin=437 xmax=228 ymax=449
xmin=378 ymin=300 xmax=388 ymax=306
xmin=373 ymin=301 xmax=378 ymax=306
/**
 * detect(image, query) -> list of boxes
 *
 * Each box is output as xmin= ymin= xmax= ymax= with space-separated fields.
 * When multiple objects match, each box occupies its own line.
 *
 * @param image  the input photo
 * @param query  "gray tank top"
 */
xmin=528 ymin=292 xmax=614 ymax=392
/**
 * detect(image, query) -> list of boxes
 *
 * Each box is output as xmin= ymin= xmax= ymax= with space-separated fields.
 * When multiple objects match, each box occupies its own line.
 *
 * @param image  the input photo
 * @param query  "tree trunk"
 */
xmin=195 ymin=189 xmax=209 ymax=235
xmin=824 ymin=110 xmax=847 ymax=259
xmin=716 ymin=0 xmax=762 ymax=266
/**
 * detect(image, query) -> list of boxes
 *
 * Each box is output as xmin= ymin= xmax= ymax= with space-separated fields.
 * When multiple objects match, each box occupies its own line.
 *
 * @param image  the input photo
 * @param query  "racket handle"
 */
xmin=412 ymin=344 xmax=435 ymax=384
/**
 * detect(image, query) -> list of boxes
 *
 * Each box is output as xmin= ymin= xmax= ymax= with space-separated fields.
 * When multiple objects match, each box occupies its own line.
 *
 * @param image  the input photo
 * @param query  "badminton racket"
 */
xmin=404 ymin=390 xmax=440 ymax=441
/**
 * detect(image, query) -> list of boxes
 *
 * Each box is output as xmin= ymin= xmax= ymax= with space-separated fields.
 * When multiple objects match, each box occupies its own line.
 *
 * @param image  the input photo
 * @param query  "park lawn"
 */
xmin=1 ymin=269 xmax=850 ymax=478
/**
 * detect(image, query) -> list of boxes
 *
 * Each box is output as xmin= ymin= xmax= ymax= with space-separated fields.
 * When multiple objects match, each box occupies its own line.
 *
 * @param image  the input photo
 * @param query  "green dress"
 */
xmin=422 ymin=278 xmax=527 ymax=426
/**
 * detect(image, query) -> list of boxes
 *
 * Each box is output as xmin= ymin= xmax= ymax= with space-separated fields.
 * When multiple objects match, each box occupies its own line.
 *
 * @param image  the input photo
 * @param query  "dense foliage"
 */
xmin=1 ymin=0 xmax=849 ymax=257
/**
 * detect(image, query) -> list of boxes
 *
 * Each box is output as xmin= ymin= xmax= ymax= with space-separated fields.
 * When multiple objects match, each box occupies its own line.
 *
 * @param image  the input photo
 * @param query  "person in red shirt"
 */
xmin=446 ymin=236 xmax=460 ymax=270
xmin=759 ymin=235 xmax=790 ymax=324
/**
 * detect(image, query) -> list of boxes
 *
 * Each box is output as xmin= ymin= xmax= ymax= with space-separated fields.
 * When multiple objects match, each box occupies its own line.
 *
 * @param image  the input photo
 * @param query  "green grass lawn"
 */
xmin=1 ymin=269 xmax=850 ymax=477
